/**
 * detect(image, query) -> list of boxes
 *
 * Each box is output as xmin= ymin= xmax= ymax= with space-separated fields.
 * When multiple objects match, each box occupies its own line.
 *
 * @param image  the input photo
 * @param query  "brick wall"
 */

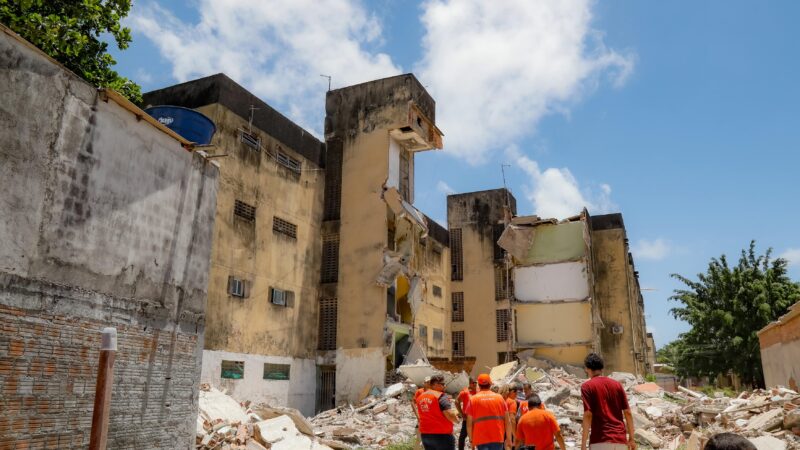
xmin=0 ymin=26 xmax=218 ymax=449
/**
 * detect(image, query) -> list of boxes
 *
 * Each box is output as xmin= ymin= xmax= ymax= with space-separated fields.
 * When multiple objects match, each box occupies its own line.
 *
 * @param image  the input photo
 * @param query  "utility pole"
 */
xmin=320 ymin=74 xmax=332 ymax=91
xmin=89 ymin=327 xmax=117 ymax=450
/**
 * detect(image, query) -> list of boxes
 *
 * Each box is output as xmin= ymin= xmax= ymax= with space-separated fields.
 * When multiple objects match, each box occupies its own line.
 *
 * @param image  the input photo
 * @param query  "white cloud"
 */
xmin=506 ymin=145 xmax=615 ymax=219
xmin=436 ymin=180 xmax=455 ymax=195
xmin=416 ymin=0 xmax=634 ymax=164
xmin=779 ymin=248 xmax=800 ymax=266
xmin=129 ymin=0 xmax=400 ymax=134
xmin=632 ymin=238 xmax=671 ymax=261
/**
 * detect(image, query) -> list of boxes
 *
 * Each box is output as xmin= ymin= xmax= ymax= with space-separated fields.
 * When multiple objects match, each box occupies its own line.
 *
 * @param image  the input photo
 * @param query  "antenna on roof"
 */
xmin=500 ymin=164 xmax=512 ymax=211
xmin=320 ymin=74 xmax=332 ymax=91
xmin=248 ymin=105 xmax=260 ymax=133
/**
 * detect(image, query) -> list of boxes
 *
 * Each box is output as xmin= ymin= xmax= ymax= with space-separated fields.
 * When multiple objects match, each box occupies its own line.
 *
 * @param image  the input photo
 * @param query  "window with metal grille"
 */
xmin=450 ymin=228 xmax=463 ymax=281
xmin=432 ymin=285 xmax=442 ymax=297
xmin=418 ymin=324 xmax=428 ymax=340
xmin=221 ymin=360 xmax=244 ymax=379
xmin=228 ymin=276 xmax=247 ymax=298
xmin=276 ymin=150 xmax=301 ymax=173
xmin=452 ymin=292 xmax=464 ymax=322
xmin=239 ymin=129 xmax=261 ymax=150
xmin=273 ymin=216 xmax=297 ymax=239
xmin=263 ymin=363 xmax=290 ymax=380
xmin=269 ymin=287 xmax=294 ymax=307
xmin=452 ymin=331 xmax=465 ymax=357
xmin=493 ymin=223 xmax=506 ymax=261
xmin=433 ymin=328 xmax=443 ymax=342
xmin=323 ymin=146 xmax=342 ymax=221
xmin=495 ymin=265 xmax=512 ymax=300
xmin=496 ymin=309 xmax=510 ymax=342
xmin=321 ymin=235 xmax=339 ymax=283
xmin=234 ymin=199 xmax=256 ymax=222
xmin=318 ymin=297 xmax=337 ymax=351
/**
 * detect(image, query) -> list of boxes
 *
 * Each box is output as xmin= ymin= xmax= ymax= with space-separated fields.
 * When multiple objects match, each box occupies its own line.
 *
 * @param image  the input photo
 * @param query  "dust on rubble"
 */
xmin=194 ymin=363 xmax=800 ymax=450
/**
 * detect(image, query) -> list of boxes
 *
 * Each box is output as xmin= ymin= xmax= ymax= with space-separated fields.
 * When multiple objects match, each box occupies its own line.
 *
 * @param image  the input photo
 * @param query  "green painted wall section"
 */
xmin=526 ymin=221 xmax=586 ymax=264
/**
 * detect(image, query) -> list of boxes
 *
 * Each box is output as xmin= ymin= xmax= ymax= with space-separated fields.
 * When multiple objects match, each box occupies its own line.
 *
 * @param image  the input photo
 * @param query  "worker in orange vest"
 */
xmin=516 ymin=393 xmax=567 ymax=450
xmin=456 ymin=377 xmax=477 ymax=450
xmin=466 ymin=374 xmax=512 ymax=450
xmin=505 ymin=383 xmax=520 ymax=446
xmin=416 ymin=374 xmax=460 ymax=450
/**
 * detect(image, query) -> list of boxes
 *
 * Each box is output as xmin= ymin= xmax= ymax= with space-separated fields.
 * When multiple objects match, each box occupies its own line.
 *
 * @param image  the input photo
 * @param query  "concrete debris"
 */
xmin=196 ymin=373 xmax=800 ymax=450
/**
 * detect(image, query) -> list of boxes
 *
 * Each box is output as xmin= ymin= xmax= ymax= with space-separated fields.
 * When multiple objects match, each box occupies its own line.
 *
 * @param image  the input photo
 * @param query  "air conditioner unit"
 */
xmin=270 ymin=288 xmax=286 ymax=306
xmin=611 ymin=325 xmax=624 ymax=335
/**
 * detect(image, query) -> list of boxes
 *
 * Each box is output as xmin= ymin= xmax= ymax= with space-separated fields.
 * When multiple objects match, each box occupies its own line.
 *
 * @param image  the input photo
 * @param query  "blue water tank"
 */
xmin=144 ymin=106 xmax=216 ymax=145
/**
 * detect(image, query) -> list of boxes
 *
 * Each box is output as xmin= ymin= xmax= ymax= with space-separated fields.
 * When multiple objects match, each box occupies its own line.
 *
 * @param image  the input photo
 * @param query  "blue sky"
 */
xmin=110 ymin=0 xmax=800 ymax=348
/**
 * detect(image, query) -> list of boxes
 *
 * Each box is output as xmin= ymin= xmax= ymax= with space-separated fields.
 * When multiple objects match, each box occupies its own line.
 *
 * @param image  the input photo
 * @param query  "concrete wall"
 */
xmin=448 ymin=189 xmax=516 ymax=374
xmin=201 ymin=350 xmax=316 ymax=416
xmin=759 ymin=302 xmax=800 ymax=390
xmin=515 ymin=302 xmax=594 ymax=345
xmin=591 ymin=221 xmax=648 ymax=375
xmin=0 ymin=27 xmax=218 ymax=449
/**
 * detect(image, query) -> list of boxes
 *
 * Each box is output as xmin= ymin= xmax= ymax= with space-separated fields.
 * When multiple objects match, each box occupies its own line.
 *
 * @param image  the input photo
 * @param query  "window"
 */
xmin=234 ymin=199 xmax=256 ymax=222
xmin=273 ymin=217 xmax=297 ymax=239
xmin=228 ymin=276 xmax=247 ymax=298
xmin=495 ymin=265 xmax=512 ymax=300
xmin=269 ymin=287 xmax=294 ymax=307
xmin=432 ymin=285 xmax=442 ymax=298
xmin=433 ymin=328 xmax=443 ymax=342
xmin=452 ymin=292 xmax=464 ymax=322
xmin=452 ymin=331 xmax=465 ymax=357
xmin=496 ymin=309 xmax=510 ymax=342
xmin=498 ymin=351 xmax=516 ymax=365
xmin=450 ymin=228 xmax=463 ymax=281
xmin=276 ymin=150 xmax=301 ymax=174
xmin=318 ymin=297 xmax=338 ymax=351
xmin=239 ymin=129 xmax=261 ymax=150
xmin=221 ymin=360 xmax=244 ymax=379
xmin=323 ymin=146 xmax=342 ymax=221
xmin=321 ymin=235 xmax=339 ymax=283
xmin=263 ymin=363 xmax=291 ymax=380
xmin=418 ymin=324 xmax=428 ymax=339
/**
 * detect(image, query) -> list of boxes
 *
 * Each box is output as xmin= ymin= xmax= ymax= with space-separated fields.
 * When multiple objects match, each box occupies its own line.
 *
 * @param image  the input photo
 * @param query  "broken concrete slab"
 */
xmin=634 ymin=428 xmax=664 ymax=448
xmin=749 ymin=435 xmax=787 ymax=450
xmin=255 ymin=415 xmax=333 ymax=450
xmin=746 ymin=408 xmax=784 ymax=432
xmin=634 ymin=382 xmax=663 ymax=396
xmin=489 ymin=361 xmax=518 ymax=381
xmin=252 ymin=404 xmax=316 ymax=436
xmin=199 ymin=387 xmax=250 ymax=424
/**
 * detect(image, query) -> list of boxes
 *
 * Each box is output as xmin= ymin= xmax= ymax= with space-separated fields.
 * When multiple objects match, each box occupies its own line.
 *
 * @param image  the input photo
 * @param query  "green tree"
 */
xmin=0 ymin=0 xmax=141 ymax=103
xmin=656 ymin=340 xmax=683 ymax=365
xmin=669 ymin=241 xmax=800 ymax=387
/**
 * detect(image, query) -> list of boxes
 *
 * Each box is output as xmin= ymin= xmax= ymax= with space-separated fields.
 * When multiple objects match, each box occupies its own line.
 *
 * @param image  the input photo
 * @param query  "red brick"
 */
xmin=8 ymin=340 xmax=24 ymax=358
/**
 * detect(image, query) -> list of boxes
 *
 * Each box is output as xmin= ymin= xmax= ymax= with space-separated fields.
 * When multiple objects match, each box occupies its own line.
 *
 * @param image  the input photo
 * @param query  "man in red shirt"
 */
xmin=580 ymin=353 xmax=636 ymax=450
xmin=466 ymin=374 xmax=512 ymax=450
xmin=517 ymin=393 xmax=567 ymax=450
xmin=416 ymin=374 xmax=459 ymax=450
xmin=456 ymin=377 xmax=477 ymax=450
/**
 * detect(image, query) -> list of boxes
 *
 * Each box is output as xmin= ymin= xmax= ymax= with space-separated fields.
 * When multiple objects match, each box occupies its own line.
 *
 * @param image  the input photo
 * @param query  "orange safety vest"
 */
xmin=416 ymin=390 xmax=453 ymax=435
xmin=469 ymin=390 xmax=507 ymax=445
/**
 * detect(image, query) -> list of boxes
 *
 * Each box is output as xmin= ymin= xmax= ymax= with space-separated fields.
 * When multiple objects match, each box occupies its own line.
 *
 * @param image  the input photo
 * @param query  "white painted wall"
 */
xmin=513 ymin=261 xmax=590 ymax=302
xmin=201 ymin=350 xmax=316 ymax=417
xmin=336 ymin=347 xmax=385 ymax=405
xmin=387 ymin=136 xmax=401 ymax=189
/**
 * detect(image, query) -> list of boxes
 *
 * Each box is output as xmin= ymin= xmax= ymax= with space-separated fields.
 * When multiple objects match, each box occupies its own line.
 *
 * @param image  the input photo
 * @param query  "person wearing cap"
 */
xmin=466 ymin=374 xmax=512 ymax=450
xmin=416 ymin=374 xmax=460 ymax=450
xmin=456 ymin=377 xmax=477 ymax=450
xmin=516 ymin=393 xmax=567 ymax=450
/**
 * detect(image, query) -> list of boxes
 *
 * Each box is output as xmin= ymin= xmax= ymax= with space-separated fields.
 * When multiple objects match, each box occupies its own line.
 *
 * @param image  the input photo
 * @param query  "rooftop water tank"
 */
xmin=144 ymin=106 xmax=216 ymax=145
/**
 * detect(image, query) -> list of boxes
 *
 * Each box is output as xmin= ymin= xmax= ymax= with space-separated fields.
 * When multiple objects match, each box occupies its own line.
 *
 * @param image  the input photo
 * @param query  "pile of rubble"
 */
xmin=195 ymin=361 xmax=800 ymax=450
xmin=195 ymin=383 xmax=337 ymax=449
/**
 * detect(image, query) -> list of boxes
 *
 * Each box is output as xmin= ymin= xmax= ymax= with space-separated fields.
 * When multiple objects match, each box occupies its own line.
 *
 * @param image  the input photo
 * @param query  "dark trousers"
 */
xmin=458 ymin=420 xmax=468 ymax=450
xmin=421 ymin=433 xmax=456 ymax=450
xmin=477 ymin=443 xmax=505 ymax=450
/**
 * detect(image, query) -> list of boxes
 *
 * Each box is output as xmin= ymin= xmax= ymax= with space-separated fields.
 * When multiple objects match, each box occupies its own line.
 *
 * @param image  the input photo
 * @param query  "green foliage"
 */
xmin=699 ymin=385 xmax=738 ymax=398
xmin=0 ymin=0 xmax=142 ymax=103
xmin=645 ymin=374 xmax=657 ymax=382
xmin=669 ymin=241 xmax=800 ymax=387
xmin=374 ymin=438 xmax=416 ymax=450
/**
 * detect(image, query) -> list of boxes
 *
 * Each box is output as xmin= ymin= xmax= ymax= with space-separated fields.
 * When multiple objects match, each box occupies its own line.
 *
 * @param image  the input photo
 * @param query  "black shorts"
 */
xmin=421 ymin=433 xmax=456 ymax=450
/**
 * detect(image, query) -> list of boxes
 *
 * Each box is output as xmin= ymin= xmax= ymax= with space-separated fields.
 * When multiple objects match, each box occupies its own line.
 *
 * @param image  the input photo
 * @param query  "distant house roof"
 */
xmin=143 ymin=73 xmax=325 ymax=166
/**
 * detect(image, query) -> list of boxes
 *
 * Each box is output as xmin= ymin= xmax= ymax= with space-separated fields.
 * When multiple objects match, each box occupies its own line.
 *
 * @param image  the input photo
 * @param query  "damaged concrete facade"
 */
xmin=758 ymin=300 xmax=800 ymax=391
xmin=143 ymin=74 xmax=326 ymax=416
xmin=0 ymin=26 xmax=218 ymax=448
xmin=447 ymin=189 xmax=518 ymax=374
xmin=321 ymin=74 xmax=448 ymax=406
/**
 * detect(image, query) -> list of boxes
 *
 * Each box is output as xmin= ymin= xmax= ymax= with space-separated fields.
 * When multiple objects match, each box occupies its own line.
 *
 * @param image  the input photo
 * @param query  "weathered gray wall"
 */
xmin=0 ymin=27 xmax=218 ymax=448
